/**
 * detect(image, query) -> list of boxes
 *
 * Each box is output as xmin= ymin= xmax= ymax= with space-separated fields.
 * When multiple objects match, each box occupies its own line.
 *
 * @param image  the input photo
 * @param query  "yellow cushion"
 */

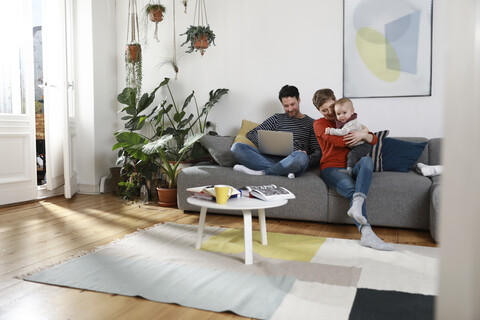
xmin=233 ymin=119 xmax=259 ymax=147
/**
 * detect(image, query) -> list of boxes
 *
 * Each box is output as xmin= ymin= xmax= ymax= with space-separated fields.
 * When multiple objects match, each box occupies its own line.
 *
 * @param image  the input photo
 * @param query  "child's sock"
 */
xmin=287 ymin=173 xmax=295 ymax=179
xmin=347 ymin=196 xmax=367 ymax=225
xmin=233 ymin=164 xmax=265 ymax=176
xmin=360 ymin=226 xmax=394 ymax=251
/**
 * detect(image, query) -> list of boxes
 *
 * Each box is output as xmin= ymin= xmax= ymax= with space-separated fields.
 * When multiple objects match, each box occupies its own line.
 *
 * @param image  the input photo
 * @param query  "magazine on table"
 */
xmin=242 ymin=184 xmax=295 ymax=201
xmin=186 ymin=185 xmax=241 ymax=201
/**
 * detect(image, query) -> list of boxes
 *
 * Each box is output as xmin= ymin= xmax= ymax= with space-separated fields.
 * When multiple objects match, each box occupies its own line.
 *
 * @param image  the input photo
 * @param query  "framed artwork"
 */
xmin=343 ymin=0 xmax=433 ymax=98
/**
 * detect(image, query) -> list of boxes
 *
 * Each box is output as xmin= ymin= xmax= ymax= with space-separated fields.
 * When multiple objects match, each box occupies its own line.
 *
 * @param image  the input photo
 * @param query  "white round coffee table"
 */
xmin=187 ymin=196 xmax=288 ymax=265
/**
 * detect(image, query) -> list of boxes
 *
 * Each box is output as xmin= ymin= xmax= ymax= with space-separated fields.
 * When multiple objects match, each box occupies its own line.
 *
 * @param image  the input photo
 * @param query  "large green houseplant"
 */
xmin=113 ymin=78 xmax=228 ymax=204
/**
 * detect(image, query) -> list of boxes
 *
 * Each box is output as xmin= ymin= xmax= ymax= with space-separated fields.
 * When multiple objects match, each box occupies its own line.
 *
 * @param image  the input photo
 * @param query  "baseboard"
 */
xmin=78 ymin=184 xmax=100 ymax=195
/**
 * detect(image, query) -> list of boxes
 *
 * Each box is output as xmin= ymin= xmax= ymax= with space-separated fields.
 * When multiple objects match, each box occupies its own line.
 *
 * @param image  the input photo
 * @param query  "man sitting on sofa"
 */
xmin=230 ymin=85 xmax=321 ymax=178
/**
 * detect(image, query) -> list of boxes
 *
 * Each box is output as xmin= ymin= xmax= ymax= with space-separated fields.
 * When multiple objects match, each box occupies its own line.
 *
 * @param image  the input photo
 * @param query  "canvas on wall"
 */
xmin=343 ymin=0 xmax=433 ymax=98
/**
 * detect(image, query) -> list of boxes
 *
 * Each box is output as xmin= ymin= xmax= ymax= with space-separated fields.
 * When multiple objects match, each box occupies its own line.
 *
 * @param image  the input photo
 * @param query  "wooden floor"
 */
xmin=0 ymin=193 xmax=436 ymax=320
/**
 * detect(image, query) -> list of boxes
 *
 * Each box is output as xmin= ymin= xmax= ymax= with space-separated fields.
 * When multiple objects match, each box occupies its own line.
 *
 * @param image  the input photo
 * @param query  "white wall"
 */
xmin=116 ymin=0 xmax=444 ymax=138
xmin=74 ymin=0 xmax=95 ymax=192
xmin=436 ymin=0 xmax=480 ymax=318
xmin=75 ymin=0 xmax=117 ymax=193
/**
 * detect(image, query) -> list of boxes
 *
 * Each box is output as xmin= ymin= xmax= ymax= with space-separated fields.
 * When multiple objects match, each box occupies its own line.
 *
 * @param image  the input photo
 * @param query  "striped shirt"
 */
xmin=246 ymin=113 xmax=322 ymax=167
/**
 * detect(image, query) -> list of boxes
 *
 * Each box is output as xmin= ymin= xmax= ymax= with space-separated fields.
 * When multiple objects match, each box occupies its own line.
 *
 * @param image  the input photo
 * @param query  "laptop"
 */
xmin=257 ymin=130 xmax=294 ymax=156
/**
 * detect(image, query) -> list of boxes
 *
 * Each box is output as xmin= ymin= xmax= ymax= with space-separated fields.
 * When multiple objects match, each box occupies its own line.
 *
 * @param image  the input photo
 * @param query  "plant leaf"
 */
xmin=117 ymin=87 xmax=137 ymax=106
xmin=182 ymin=91 xmax=195 ymax=111
xmin=142 ymin=134 xmax=173 ymax=154
xmin=179 ymin=133 xmax=204 ymax=153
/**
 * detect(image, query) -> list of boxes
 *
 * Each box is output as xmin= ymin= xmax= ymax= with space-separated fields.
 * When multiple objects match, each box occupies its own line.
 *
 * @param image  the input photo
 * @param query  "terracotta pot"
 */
xmin=125 ymin=44 xmax=141 ymax=63
xmin=194 ymin=35 xmax=209 ymax=51
xmin=149 ymin=8 xmax=164 ymax=22
xmin=157 ymin=186 xmax=177 ymax=207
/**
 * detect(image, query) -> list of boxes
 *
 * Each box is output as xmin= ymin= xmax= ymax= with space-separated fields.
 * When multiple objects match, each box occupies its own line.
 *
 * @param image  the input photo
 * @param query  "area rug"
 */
xmin=24 ymin=223 xmax=438 ymax=320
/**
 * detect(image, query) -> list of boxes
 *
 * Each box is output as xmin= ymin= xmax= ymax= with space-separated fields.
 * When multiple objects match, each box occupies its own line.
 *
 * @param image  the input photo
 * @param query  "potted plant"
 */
xmin=125 ymin=0 xmax=142 ymax=93
xmin=125 ymin=43 xmax=141 ymax=63
xmin=180 ymin=25 xmax=216 ymax=56
xmin=143 ymin=133 xmax=204 ymax=206
xmin=125 ymin=43 xmax=142 ymax=97
xmin=113 ymin=78 xmax=229 ymax=205
xmin=145 ymin=2 xmax=166 ymax=42
xmin=145 ymin=2 xmax=166 ymax=22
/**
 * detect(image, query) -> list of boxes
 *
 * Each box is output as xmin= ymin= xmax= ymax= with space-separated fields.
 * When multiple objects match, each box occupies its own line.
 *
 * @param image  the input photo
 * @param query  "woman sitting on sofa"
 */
xmin=312 ymin=89 xmax=394 ymax=251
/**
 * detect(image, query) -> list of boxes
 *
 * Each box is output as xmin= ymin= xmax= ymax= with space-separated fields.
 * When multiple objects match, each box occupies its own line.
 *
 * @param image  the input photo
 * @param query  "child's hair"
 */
xmin=278 ymin=85 xmax=300 ymax=102
xmin=312 ymin=89 xmax=336 ymax=109
xmin=335 ymin=97 xmax=353 ymax=109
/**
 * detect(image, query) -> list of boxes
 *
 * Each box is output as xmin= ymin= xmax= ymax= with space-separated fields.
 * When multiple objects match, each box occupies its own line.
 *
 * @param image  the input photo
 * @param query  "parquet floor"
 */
xmin=0 ymin=193 xmax=436 ymax=320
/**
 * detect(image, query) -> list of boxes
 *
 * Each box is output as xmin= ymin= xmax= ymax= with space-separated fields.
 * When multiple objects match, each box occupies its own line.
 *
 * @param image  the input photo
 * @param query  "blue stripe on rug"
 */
xmin=25 ymin=254 xmax=296 ymax=320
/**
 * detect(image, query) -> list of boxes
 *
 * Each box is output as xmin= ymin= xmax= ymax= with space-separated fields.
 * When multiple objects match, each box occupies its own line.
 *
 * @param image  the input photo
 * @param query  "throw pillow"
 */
xmin=199 ymin=135 xmax=237 ymax=167
xmin=368 ymin=130 xmax=389 ymax=172
xmin=381 ymin=138 xmax=428 ymax=172
xmin=233 ymin=119 xmax=259 ymax=148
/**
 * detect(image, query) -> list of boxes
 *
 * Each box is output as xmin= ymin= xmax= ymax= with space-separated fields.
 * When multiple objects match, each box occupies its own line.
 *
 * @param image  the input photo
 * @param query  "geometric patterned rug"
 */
xmin=24 ymin=223 xmax=438 ymax=320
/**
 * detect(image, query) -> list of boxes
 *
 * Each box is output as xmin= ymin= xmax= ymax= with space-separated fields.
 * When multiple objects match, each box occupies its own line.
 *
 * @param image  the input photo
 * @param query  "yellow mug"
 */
xmin=215 ymin=185 xmax=234 ymax=204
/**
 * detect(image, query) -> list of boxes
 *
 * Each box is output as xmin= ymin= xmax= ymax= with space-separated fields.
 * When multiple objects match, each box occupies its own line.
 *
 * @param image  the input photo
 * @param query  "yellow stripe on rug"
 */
xmin=201 ymin=229 xmax=326 ymax=262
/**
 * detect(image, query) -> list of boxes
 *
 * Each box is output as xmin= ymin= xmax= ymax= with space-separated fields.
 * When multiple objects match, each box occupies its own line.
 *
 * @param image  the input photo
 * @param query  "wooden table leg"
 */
xmin=258 ymin=208 xmax=268 ymax=245
xmin=242 ymin=210 xmax=253 ymax=265
xmin=195 ymin=206 xmax=207 ymax=249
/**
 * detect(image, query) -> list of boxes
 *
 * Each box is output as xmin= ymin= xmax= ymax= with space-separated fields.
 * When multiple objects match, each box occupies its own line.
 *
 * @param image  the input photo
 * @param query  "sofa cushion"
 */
xmin=199 ymin=135 xmax=237 ymax=167
xmin=327 ymin=171 xmax=431 ymax=229
xmin=369 ymin=130 xmax=389 ymax=172
xmin=233 ymin=120 xmax=259 ymax=147
xmin=382 ymin=138 xmax=427 ymax=172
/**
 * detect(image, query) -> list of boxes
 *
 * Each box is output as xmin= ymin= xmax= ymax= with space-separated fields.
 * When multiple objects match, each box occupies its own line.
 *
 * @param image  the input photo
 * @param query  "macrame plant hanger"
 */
xmin=148 ymin=3 xmax=166 ymax=42
xmin=125 ymin=0 xmax=142 ymax=93
xmin=172 ymin=0 xmax=179 ymax=79
xmin=193 ymin=0 xmax=209 ymax=56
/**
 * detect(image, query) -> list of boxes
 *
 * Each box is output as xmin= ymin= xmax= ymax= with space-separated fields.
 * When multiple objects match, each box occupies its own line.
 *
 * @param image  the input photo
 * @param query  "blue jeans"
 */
xmin=320 ymin=156 xmax=374 ymax=230
xmin=230 ymin=143 xmax=309 ymax=176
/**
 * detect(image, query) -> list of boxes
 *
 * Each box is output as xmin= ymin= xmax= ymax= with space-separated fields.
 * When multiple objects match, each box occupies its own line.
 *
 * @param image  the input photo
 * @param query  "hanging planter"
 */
xmin=180 ymin=0 xmax=215 ymax=56
xmin=181 ymin=25 xmax=215 ymax=56
xmin=146 ymin=3 xmax=166 ymax=22
xmin=194 ymin=34 xmax=209 ymax=51
xmin=125 ymin=43 xmax=141 ymax=63
xmin=125 ymin=0 xmax=142 ymax=93
xmin=145 ymin=2 xmax=166 ymax=42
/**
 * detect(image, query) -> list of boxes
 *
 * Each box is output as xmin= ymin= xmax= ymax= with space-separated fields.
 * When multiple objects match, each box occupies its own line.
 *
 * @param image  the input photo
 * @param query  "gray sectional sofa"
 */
xmin=177 ymin=137 xmax=442 ymax=242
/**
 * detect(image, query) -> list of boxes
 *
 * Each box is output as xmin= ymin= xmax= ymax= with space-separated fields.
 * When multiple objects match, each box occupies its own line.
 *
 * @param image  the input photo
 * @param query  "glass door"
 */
xmin=0 ymin=0 xmax=37 ymax=205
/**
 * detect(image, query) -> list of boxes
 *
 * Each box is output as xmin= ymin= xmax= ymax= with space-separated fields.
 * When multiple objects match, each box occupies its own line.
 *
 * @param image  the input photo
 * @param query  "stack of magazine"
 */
xmin=242 ymin=184 xmax=295 ymax=201
xmin=186 ymin=185 xmax=241 ymax=201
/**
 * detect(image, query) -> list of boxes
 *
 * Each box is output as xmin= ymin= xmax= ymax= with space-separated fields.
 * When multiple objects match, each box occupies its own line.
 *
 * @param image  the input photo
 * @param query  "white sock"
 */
xmin=346 ymin=167 xmax=353 ymax=176
xmin=287 ymin=173 xmax=295 ymax=179
xmin=416 ymin=163 xmax=443 ymax=177
xmin=360 ymin=226 xmax=394 ymax=251
xmin=347 ymin=196 xmax=367 ymax=225
xmin=233 ymin=164 xmax=265 ymax=176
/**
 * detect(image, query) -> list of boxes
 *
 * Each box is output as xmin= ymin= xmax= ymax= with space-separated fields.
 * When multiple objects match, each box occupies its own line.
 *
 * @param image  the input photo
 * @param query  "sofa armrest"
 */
xmin=428 ymin=138 xmax=442 ymax=165
xmin=429 ymin=175 xmax=441 ymax=242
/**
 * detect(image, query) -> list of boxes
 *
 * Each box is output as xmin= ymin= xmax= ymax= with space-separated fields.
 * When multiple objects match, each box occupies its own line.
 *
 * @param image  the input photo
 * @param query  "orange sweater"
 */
xmin=313 ymin=118 xmax=378 ymax=171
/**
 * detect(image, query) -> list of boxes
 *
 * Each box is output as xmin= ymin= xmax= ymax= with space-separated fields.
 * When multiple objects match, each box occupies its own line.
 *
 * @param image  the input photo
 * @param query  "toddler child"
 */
xmin=325 ymin=97 xmax=371 ymax=176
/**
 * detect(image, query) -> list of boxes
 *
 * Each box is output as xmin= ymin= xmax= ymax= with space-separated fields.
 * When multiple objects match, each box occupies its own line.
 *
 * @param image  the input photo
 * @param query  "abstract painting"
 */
xmin=343 ymin=0 xmax=433 ymax=98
